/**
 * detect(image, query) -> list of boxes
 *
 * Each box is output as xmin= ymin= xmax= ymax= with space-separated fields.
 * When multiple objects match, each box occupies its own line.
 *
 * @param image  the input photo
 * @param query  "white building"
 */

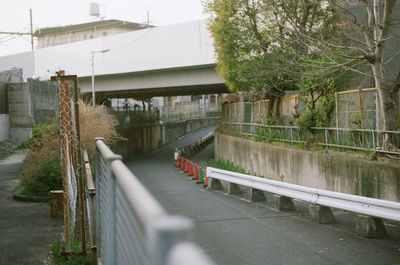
xmin=34 ymin=19 xmax=150 ymax=48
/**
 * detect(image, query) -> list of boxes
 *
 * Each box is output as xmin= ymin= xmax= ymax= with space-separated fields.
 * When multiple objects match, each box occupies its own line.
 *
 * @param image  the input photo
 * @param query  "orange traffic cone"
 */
xmin=192 ymin=165 xmax=199 ymax=180
xmin=188 ymin=162 xmax=194 ymax=176
xmin=180 ymin=158 xmax=185 ymax=171
xmin=184 ymin=159 xmax=189 ymax=173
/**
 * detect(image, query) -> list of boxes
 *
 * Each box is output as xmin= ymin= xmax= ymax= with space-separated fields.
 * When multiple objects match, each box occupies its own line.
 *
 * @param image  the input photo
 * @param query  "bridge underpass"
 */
xmin=126 ymin=126 xmax=400 ymax=265
xmin=78 ymin=64 xmax=229 ymax=100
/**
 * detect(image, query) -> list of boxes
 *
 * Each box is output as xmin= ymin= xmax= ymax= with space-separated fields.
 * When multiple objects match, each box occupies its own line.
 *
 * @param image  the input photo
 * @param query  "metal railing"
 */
xmin=220 ymin=121 xmax=400 ymax=155
xmin=94 ymin=138 xmax=215 ymax=265
xmin=83 ymin=150 xmax=97 ymax=259
xmin=175 ymin=131 xmax=215 ymax=158
xmin=206 ymin=167 xmax=400 ymax=222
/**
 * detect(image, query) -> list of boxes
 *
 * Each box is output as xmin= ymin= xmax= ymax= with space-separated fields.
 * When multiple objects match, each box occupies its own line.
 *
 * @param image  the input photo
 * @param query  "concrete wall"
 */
xmin=0 ymin=114 xmax=10 ymax=141
xmin=215 ymin=133 xmax=400 ymax=202
xmin=0 ymin=83 xmax=7 ymax=114
xmin=6 ymin=80 xmax=58 ymax=144
xmin=112 ymin=117 xmax=218 ymax=159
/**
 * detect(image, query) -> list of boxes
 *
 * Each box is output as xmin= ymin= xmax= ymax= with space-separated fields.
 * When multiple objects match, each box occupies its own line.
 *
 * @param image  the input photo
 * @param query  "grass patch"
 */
xmin=51 ymin=241 xmax=92 ymax=265
xmin=0 ymin=141 xmax=16 ymax=160
xmin=207 ymin=159 xmax=247 ymax=174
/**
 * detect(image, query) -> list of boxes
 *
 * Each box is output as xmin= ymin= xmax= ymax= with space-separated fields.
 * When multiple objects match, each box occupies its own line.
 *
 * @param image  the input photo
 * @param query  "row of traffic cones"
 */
xmin=175 ymin=156 xmax=209 ymax=187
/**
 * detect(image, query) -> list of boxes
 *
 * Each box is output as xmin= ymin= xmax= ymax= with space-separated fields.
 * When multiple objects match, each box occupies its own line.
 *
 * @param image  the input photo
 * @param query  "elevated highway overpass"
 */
xmin=0 ymin=20 xmax=228 ymax=98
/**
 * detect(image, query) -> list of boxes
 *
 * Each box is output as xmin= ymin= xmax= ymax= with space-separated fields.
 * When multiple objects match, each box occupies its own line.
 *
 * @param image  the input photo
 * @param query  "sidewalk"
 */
xmin=0 ymin=152 xmax=62 ymax=265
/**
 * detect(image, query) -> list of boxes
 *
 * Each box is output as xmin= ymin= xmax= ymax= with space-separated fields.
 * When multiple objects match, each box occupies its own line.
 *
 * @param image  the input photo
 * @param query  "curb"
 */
xmin=13 ymin=187 xmax=49 ymax=203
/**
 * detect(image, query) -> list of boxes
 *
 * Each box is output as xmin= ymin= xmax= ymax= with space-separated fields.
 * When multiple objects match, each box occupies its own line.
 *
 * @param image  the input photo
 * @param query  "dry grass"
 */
xmin=79 ymin=100 xmax=125 ymax=153
xmin=21 ymin=101 xmax=124 ymax=196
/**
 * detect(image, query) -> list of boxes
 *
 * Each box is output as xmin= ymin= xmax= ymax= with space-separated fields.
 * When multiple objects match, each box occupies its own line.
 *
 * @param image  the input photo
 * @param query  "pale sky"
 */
xmin=0 ymin=0 xmax=207 ymax=56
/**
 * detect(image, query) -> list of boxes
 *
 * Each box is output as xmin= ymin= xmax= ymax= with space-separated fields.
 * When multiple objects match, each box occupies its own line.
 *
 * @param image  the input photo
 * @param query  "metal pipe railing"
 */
xmin=93 ymin=138 xmax=215 ymax=265
xmin=219 ymin=121 xmax=400 ymax=155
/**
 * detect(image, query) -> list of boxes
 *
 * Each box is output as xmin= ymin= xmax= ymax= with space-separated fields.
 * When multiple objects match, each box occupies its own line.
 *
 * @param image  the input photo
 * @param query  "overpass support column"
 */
xmin=355 ymin=215 xmax=387 ymax=238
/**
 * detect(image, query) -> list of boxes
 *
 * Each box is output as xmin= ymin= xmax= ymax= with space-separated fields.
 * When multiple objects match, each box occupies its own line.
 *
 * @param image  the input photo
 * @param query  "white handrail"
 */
xmin=206 ymin=167 xmax=400 ymax=222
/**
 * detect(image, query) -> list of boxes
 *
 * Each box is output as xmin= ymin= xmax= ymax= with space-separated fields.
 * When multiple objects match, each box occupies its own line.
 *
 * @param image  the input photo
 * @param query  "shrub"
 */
xmin=21 ymin=101 xmax=124 ymax=197
xmin=21 ymin=120 xmax=62 ymax=196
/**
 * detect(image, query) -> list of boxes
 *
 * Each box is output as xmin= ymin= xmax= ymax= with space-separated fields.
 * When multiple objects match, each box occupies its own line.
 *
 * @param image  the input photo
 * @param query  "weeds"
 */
xmin=20 ymin=100 xmax=124 ymax=197
xmin=207 ymin=159 xmax=247 ymax=174
xmin=0 ymin=141 xmax=16 ymax=160
xmin=51 ymin=241 xmax=91 ymax=265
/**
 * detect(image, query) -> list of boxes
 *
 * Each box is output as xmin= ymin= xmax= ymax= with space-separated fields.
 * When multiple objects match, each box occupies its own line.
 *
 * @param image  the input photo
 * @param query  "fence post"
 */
xmin=324 ymin=128 xmax=329 ymax=153
xmin=148 ymin=216 xmax=193 ymax=265
xmin=290 ymin=127 xmax=293 ymax=146
xmin=372 ymin=130 xmax=376 ymax=150
xmin=335 ymin=92 xmax=339 ymax=128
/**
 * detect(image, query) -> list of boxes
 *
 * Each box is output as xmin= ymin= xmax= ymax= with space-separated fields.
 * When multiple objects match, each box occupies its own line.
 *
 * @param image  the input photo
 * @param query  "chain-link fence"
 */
xmin=335 ymin=88 xmax=382 ymax=130
xmin=54 ymin=73 xmax=86 ymax=254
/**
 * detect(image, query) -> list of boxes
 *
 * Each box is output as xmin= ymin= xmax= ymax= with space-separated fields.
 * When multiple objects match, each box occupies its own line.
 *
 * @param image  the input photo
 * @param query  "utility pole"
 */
xmin=30 ymin=8 xmax=34 ymax=50
xmin=0 ymin=9 xmax=34 ymax=50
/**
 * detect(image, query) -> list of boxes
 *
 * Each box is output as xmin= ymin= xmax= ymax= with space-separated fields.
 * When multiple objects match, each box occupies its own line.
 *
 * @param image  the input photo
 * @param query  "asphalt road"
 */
xmin=127 ymin=127 xmax=400 ymax=265
xmin=0 ymin=152 xmax=62 ymax=265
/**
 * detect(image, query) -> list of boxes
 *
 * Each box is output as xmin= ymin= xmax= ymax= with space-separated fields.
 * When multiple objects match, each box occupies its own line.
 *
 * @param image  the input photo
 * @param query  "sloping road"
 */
xmin=127 ymin=127 xmax=400 ymax=265
xmin=0 ymin=152 xmax=62 ymax=265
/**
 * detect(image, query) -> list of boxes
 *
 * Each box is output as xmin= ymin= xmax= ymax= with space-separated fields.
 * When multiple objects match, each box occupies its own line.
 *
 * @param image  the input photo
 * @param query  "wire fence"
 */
xmin=220 ymin=121 xmax=400 ymax=155
xmin=335 ymin=88 xmax=382 ymax=130
xmin=113 ymin=102 xmax=221 ymax=128
xmin=54 ymin=72 xmax=86 ymax=254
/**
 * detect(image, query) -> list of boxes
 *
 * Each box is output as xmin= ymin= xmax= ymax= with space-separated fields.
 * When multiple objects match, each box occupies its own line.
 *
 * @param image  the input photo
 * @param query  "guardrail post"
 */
xmin=227 ymin=183 xmax=241 ymax=195
xmin=309 ymin=205 xmax=336 ymax=224
xmin=207 ymin=177 xmax=224 ymax=191
xmin=148 ymin=216 xmax=193 ymax=265
xmin=248 ymin=188 xmax=267 ymax=202
xmin=355 ymin=215 xmax=387 ymax=238
xmin=274 ymin=195 xmax=296 ymax=212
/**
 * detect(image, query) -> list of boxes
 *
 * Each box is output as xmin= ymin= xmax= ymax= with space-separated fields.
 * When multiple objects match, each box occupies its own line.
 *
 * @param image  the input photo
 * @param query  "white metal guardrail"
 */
xmin=95 ymin=138 xmax=215 ymax=265
xmin=176 ymin=131 xmax=215 ymax=158
xmin=206 ymin=167 xmax=400 ymax=222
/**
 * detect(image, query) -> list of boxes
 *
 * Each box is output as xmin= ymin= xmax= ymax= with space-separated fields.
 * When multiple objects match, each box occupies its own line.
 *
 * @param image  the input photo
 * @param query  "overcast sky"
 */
xmin=0 ymin=0 xmax=207 ymax=56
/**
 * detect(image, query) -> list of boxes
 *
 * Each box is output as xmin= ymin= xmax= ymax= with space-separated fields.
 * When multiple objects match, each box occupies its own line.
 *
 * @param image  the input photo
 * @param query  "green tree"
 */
xmin=204 ymin=0 xmax=346 ymax=119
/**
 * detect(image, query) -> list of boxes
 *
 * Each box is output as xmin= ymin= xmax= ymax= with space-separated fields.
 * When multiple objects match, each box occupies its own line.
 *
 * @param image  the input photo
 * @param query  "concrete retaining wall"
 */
xmin=0 ymin=114 xmax=10 ymax=141
xmin=215 ymin=133 xmax=400 ymax=202
xmin=112 ymin=117 xmax=218 ymax=159
xmin=6 ymin=80 xmax=57 ymax=145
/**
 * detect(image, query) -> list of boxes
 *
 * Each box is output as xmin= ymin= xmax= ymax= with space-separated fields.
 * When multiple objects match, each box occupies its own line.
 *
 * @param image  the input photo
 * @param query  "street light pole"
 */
xmin=91 ymin=49 xmax=110 ymax=106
